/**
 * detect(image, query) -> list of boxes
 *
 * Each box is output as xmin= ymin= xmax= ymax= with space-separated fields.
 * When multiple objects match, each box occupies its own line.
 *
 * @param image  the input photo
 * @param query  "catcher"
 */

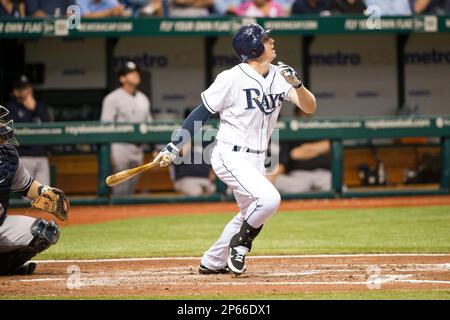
xmin=0 ymin=105 xmax=69 ymax=276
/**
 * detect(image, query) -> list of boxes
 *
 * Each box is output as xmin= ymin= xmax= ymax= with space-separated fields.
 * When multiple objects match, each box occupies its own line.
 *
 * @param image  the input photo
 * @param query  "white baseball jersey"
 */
xmin=201 ymin=63 xmax=294 ymax=152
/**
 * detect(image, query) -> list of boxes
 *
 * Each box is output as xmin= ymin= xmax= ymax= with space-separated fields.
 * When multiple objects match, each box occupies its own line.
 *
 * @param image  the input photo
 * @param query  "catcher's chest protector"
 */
xmin=0 ymin=144 xmax=19 ymax=225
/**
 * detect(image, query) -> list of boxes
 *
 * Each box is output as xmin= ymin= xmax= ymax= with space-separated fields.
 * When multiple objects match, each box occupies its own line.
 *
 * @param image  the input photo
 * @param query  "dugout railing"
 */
xmin=9 ymin=115 xmax=450 ymax=207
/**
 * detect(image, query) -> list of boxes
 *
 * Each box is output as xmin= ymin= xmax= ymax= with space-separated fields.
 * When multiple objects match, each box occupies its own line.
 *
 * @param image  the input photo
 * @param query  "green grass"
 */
xmin=2 ymin=290 xmax=450 ymax=300
xmin=6 ymin=206 xmax=450 ymax=300
xmin=39 ymin=205 xmax=450 ymax=259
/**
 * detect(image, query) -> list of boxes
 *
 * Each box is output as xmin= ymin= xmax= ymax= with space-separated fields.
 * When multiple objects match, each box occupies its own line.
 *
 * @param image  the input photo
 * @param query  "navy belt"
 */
xmin=232 ymin=145 xmax=265 ymax=154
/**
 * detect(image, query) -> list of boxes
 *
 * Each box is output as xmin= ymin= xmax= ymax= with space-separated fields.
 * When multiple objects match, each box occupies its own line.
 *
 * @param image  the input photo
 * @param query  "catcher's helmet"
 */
xmin=232 ymin=23 xmax=271 ymax=62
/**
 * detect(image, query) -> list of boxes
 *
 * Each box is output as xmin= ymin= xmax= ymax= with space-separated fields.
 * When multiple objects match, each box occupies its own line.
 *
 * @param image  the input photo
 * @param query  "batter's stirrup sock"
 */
xmin=229 ymin=221 xmax=263 ymax=252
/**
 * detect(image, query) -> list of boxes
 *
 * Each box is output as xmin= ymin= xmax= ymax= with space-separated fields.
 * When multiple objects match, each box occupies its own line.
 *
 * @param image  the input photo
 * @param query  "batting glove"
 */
xmin=278 ymin=62 xmax=303 ymax=89
xmin=154 ymin=143 xmax=179 ymax=167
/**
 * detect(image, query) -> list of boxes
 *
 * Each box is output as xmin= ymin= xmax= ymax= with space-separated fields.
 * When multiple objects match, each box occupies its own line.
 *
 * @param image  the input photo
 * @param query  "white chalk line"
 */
xmin=12 ymin=255 xmax=449 ymax=289
xmin=267 ymin=271 xmax=322 ymax=277
xmin=16 ymin=278 xmax=450 ymax=287
xmin=291 ymin=264 xmax=450 ymax=272
xmin=12 ymin=266 xmax=450 ymax=287
xmin=35 ymin=253 xmax=450 ymax=264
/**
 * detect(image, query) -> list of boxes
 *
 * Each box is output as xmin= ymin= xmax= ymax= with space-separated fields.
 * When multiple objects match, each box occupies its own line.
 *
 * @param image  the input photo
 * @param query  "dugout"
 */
xmin=0 ymin=15 xmax=449 ymax=205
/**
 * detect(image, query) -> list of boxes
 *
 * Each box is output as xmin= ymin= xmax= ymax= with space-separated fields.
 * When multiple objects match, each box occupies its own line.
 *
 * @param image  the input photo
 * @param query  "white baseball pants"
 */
xmin=200 ymin=141 xmax=281 ymax=270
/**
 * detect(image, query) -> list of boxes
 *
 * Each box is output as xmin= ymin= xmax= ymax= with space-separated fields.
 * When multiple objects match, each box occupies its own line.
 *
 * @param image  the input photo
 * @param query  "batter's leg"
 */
xmin=225 ymin=164 xmax=281 ymax=228
xmin=201 ymin=150 xmax=280 ymax=271
xmin=200 ymin=210 xmax=245 ymax=270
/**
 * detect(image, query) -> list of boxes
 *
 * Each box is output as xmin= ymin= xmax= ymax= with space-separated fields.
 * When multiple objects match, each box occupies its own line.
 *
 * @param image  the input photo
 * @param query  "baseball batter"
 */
xmin=155 ymin=24 xmax=316 ymax=275
xmin=0 ymin=106 xmax=69 ymax=276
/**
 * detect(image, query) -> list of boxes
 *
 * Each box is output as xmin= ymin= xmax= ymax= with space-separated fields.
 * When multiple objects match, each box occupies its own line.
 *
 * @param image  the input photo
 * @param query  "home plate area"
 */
xmin=2 ymin=254 xmax=450 ymax=297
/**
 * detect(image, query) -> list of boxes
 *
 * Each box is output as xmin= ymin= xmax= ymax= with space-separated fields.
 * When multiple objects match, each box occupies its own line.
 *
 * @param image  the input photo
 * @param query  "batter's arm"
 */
xmin=278 ymin=61 xmax=316 ymax=114
xmin=171 ymin=103 xmax=214 ymax=149
xmin=289 ymin=86 xmax=316 ymax=115
xmin=154 ymin=103 xmax=214 ymax=167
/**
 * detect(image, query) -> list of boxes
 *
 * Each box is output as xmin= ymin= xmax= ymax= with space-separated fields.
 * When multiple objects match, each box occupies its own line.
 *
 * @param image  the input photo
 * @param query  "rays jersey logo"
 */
xmin=243 ymin=88 xmax=285 ymax=115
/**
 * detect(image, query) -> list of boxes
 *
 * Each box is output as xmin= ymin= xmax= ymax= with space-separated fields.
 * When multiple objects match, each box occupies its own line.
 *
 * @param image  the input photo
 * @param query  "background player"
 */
xmin=5 ymin=75 xmax=52 ymax=186
xmin=101 ymin=61 xmax=153 ymax=196
xmin=154 ymin=23 xmax=316 ymax=275
xmin=0 ymin=106 xmax=68 ymax=276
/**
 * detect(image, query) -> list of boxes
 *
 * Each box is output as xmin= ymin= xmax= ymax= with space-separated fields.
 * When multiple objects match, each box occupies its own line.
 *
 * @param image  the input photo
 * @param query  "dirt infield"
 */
xmin=1 ymin=254 xmax=449 ymax=298
xmin=10 ymin=195 xmax=450 ymax=226
xmin=3 ymin=195 xmax=449 ymax=298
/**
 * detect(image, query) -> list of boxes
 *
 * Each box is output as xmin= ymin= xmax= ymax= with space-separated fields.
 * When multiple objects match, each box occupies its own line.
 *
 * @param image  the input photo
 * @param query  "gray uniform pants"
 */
xmin=111 ymin=143 xmax=144 ymax=196
xmin=274 ymin=169 xmax=332 ymax=193
xmin=174 ymin=177 xmax=216 ymax=196
xmin=20 ymin=157 xmax=50 ymax=186
xmin=0 ymin=215 xmax=36 ymax=254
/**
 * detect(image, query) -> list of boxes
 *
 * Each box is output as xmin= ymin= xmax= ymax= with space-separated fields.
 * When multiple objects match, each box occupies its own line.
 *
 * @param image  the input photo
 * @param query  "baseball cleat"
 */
xmin=12 ymin=262 xmax=36 ymax=276
xmin=198 ymin=264 xmax=230 ymax=275
xmin=227 ymin=247 xmax=247 ymax=276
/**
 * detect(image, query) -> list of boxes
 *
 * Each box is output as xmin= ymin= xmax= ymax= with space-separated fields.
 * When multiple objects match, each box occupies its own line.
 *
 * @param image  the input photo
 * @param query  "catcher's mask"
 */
xmin=0 ymin=106 xmax=17 ymax=145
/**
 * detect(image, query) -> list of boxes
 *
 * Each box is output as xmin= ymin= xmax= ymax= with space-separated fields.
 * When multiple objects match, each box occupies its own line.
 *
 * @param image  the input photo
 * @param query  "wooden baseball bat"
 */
xmin=105 ymin=155 xmax=171 ymax=187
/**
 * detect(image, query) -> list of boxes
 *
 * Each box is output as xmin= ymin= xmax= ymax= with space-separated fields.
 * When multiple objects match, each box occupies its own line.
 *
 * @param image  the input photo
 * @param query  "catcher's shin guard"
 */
xmin=0 ymin=247 xmax=38 ymax=275
xmin=0 ymin=219 xmax=59 ymax=276
xmin=229 ymin=221 xmax=263 ymax=252
xmin=30 ymin=218 xmax=60 ymax=252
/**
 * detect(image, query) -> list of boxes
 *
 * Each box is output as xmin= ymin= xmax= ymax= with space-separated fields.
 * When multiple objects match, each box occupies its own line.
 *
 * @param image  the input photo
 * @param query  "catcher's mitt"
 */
xmin=31 ymin=187 xmax=69 ymax=221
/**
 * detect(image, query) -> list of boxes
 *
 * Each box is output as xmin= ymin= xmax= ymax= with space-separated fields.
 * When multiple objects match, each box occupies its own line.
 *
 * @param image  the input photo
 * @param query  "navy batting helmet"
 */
xmin=232 ymin=23 xmax=271 ymax=62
